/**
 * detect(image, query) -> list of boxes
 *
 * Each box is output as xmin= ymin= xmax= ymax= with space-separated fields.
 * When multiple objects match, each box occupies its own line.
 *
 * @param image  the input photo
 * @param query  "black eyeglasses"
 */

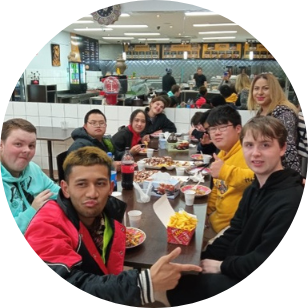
xmin=207 ymin=124 xmax=233 ymax=134
xmin=87 ymin=121 xmax=107 ymax=127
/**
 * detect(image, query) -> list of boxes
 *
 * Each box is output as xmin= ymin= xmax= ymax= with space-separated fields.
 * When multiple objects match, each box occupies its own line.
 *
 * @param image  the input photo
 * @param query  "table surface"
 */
xmin=36 ymin=126 xmax=74 ymax=141
xmin=118 ymin=147 xmax=210 ymax=268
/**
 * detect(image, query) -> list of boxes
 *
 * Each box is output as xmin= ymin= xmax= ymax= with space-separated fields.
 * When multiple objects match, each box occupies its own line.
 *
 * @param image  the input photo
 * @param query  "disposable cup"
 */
xmin=202 ymin=154 xmax=212 ymax=164
xmin=159 ymin=138 xmax=167 ymax=149
xmin=137 ymin=160 xmax=146 ymax=171
xmin=176 ymin=166 xmax=186 ymax=176
xmin=128 ymin=210 xmax=142 ymax=228
xmin=184 ymin=190 xmax=196 ymax=206
xmin=147 ymin=148 xmax=154 ymax=158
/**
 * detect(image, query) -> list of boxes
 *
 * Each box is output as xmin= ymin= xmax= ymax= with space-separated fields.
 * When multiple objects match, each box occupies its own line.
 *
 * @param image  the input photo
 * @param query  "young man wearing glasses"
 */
xmin=203 ymin=105 xmax=254 ymax=246
xmin=67 ymin=109 xmax=120 ymax=170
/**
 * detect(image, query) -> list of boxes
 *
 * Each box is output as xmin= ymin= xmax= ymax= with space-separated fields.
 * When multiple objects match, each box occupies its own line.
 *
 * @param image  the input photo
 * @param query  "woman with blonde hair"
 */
xmin=235 ymin=73 xmax=251 ymax=109
xmin=247 ymin=73 xmax=300 ymax=172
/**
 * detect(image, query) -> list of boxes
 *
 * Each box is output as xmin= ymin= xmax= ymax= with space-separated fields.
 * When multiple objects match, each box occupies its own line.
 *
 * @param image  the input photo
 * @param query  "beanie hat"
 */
xmin=166 ymin=68 xmax=172 ymax=74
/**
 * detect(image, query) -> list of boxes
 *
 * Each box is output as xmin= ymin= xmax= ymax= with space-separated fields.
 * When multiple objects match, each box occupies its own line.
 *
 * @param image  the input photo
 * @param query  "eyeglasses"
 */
xmin=87 ymin=121 xmax=107 ymax=127
xmin=207 ymin=124 xmax=233 ymax=134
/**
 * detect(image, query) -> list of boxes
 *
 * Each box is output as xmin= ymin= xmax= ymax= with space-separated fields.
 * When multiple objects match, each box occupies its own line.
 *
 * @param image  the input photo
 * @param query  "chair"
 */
xmin=56 ymin=151 xmax=68 ymax=183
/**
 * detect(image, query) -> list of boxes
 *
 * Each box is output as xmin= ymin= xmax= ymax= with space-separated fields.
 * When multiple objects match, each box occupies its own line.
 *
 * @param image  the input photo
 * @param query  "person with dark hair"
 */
xmin=167 ymin=84 xmax=181 ymax=107
xmin=143 ymin=96 xmax=177 ymax=136
xmin=167 ymin=116 xmax=303 ymax=305
xmin=195 ymin=86 xmax=210 ymax=109
xmin=162 ymin=68 xmax=176 ymax=92
xmin=219 ymin=84 xmax=238 ymax=104
xmin=1 ymin=118 xmax=59 ymax=234
xmin=112 ymin=109 xmax=150 ymax=158
xmin=67 ymin=109 xmax=121 ymax=168
xmin=203 ymin=105 xmax=254 ymax=244
xmin=193 ymin=67 xmax=207 ymax=88
xmin=209 ymin=94 xmax=226 ymax=107
xmin=25 ymin=146 xmax=201 ymax=306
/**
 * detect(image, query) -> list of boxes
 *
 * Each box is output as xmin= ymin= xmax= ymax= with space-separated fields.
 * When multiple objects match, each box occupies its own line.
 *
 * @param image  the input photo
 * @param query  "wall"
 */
xmin=4 ymin=101 xmax=256 ymax=172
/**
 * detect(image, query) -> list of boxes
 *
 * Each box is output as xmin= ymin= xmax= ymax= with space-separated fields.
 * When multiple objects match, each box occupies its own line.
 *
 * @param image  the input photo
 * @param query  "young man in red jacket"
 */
xmin=25 ymin=146 xmax=201 ymax=306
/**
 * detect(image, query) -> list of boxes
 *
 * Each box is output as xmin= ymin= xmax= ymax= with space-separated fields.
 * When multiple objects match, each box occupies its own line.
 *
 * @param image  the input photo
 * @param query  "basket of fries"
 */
xmin=167 ymin=210 xmax=198 ymax=245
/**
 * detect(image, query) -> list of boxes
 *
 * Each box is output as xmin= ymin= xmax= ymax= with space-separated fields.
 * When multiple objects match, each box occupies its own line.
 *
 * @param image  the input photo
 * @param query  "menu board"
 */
xmin=202 ymin=43 xmax=242 ymax=59
xmin=243 ymin=43 xmax=274 ymax=60
xmin=124 ymin=44 xmax=160 ymax=59
xmin=162 ymin=43 xmax=201 ymax=59
xmin=70 ymin=33 xmax=99 ymax=70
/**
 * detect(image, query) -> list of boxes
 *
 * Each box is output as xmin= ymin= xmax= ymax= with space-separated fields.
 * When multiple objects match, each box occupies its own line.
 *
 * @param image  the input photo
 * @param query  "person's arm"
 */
xmin=161 ymin=115 xmax=177 ymax=133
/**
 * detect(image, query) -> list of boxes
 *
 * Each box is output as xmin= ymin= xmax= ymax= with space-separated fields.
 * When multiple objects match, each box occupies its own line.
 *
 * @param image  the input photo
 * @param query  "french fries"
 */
xmin=167 ymin=210 xmax=198 ymax=231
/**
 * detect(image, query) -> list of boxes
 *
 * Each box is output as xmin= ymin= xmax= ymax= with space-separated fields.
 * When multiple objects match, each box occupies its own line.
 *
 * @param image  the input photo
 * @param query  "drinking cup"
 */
xmin=159 ymin=138 xmax=167 ymax=149
xmin=137 ymin=160 xmax=146 ymax=171
xmin=184 ymin=190 xmax=196 ymax=206
xmin=147 ymin=148 xmax=154 ymax=158
xmin=202 ymin=154 xmax=212 ymax=164
xmin=176 ymin=166 xmax=186 ymax=176
xmin=128 ymin=210 xmax=142 ymax=228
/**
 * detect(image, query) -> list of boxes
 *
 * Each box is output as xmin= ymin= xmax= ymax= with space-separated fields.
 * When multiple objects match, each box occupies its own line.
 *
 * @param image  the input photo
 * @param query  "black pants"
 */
xmin=167 ymin=273 xmax=240 ymax=306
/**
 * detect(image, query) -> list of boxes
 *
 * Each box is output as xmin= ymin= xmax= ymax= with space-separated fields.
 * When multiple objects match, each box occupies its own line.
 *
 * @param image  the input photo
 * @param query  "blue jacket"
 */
xmin=1 ymin=162 xmax=60 ymax=234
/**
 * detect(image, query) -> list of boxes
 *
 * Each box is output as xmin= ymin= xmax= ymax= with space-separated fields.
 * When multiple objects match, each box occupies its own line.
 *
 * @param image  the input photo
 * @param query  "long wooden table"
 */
xmin=116 ymin=148 xmax=210 ymax=268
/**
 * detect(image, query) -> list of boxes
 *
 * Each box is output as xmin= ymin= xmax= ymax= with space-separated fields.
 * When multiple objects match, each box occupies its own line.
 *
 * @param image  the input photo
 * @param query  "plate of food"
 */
xmin=185 ymin=166 xmax=210 ymax=176
xmin=134 ymin=170 xmax=159 ymax=183
xmin=190 ymin=154 xmax=203 ymax=161
xmin=173 ymin=161 xmax=193 ymax=167
xmin=142 ymin=156 xmax=176 ymax=170
xmin=126 ymin=227 xmax=146 ymax=249
xmin=180 ymin=185 xmax=211 ymax=198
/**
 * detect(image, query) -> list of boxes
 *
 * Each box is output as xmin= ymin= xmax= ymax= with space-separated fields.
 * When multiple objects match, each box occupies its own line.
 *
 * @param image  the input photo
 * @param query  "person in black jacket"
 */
xmin=112 ymin=109 xmax=150 ymax=160
xmin=162 ymin=68 xmax=176 ymax=92
xmin=167 ymin=116 xmax=304 ymax=306
xmin=143 ymin=96 xmax=177 ymax=136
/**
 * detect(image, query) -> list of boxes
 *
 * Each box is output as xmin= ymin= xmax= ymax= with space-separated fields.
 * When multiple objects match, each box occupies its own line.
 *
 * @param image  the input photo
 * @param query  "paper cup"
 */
xmin=128 ymin=210 xmax=142 ymax=228
xmin=159 ymin=138 xmax=167 ymax=149
xmin=176 ymin=166 xmax=186 ymax=176
xmin=184 ymin=190 xmax=196 ymax=206
xmin=202 ymin=154 xmax=212 ymax=164
xmin=137 ymin=160 xmax=146 ymax=171
xmin=147 ymin=148 xmax=154 ymax=158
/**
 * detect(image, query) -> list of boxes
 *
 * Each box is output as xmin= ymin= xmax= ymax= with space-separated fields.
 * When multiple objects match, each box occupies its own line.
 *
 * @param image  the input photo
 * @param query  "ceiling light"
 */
xmin=194 ymin=23 xmax=237 ymax=27
xmin=73 ymin=20 xmax=94 ymax=24
xmin=124 ymin=33 xmax=160 ymax=36
xmin=105 ymin=25 xmax=148 ymax=28
xmin=101 ymin=28 xmax=113 ymax=31
xmin=139 ymin=38 xmax=170 ymax=41
xmin=120 ymin=13 xmax=130 ymax=17
xmin=185 ymin=12 xmax=218 ymax=16
xmin=199 ymin=31 xmax=237 ymax=34
xmin=102 ymin=37 xmax=135 ymax=40
xmin=74 ymin=28 xmax=103 ymax=31
xmin=202 ymin=36 xmax=236 ymax=40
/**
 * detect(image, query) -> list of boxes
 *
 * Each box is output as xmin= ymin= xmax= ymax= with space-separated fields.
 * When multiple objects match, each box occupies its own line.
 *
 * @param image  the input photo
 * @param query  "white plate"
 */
xmin=126 ymin=227 xmax=146 ymax=249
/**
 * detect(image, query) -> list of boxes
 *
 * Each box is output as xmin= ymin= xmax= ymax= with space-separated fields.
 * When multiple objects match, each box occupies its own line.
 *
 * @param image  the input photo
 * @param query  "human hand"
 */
xmin=113 ymin=161 xmax=121 ymax=172
xmin=209 ymin=153 xmax=224 ymax=178
xmin=130 ymin=144 xmax=142 ymax=155
xmin=200 ymin=132 xmax=211 ymax=145
xmin=150 ymin=247 xmax=202 ymax=291
xmin=32 ymin=189 xmax=54 ymax=211
xmin=200 ymin=259 xmax=222 ymax=274
xmin=142 ymin=135 xmax=150 ymax=143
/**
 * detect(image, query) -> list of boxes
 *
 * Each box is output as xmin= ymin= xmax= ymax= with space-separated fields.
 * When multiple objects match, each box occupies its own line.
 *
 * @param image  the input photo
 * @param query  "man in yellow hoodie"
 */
xmin=204 ymin=105 xmax=254 ymax=245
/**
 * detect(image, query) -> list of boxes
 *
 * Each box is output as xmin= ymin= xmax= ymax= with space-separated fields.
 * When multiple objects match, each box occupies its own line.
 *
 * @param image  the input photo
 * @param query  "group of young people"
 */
xmin=0 ymin=72 xmax=306 ymax=306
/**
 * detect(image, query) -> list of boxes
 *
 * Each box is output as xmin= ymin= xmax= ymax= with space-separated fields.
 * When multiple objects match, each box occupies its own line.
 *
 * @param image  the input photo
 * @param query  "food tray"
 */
xmin=180 ymin=185 xmax=211 ymax=198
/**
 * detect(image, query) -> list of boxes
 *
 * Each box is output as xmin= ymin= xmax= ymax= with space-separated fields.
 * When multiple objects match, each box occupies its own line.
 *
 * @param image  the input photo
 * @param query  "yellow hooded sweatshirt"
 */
xmin=207 ymin=140 xmax=254 ymax=233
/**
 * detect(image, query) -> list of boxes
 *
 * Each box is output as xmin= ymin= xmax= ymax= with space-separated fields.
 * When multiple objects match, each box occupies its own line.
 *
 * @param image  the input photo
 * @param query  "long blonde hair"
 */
xmin=235 ymin=73 xmax=251 ymax=93
xmin=247 ymin=73 xmax=298 ymax=115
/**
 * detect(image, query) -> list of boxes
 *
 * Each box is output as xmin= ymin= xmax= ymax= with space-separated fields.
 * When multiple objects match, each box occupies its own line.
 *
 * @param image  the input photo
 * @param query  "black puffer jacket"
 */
xmin=143 ymin=107 xmax=177 ymax=135
xmin=67 ymin=127 xmax=116 ymax=156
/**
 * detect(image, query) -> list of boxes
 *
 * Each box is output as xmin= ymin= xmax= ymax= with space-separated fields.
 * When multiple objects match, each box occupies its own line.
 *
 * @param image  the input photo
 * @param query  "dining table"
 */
xmin=36 ymin=126 xmax=74 ymax=182
xmin=115 ymin=146 xmax=211 ymax=269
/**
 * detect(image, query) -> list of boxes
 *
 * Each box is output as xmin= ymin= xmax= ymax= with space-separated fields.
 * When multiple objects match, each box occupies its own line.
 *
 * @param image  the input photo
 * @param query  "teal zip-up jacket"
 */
xmin=1 ymin=162 xmax=60 ymax=234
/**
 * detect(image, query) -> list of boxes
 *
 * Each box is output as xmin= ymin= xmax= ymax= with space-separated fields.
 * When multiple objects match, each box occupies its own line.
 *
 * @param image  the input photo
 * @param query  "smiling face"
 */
xmin=84 ymin=113 xmax=107 ymax=140
xmin=208 ymin=122 xmax=241 ymax=153
xmin=242 ymin=130 xmax=286 ymax=186
xmin=149 ymin=100 xmax=165 ymax=116
xmin=0 ymin=129 xmax=36 ymax=177
xmin=252 ymin=77 xmax=271 ymax=113
xmin=61 ymin=164 xmax=114 ymax=227
xmin=131 ymin=111 xmax=146 ymax=134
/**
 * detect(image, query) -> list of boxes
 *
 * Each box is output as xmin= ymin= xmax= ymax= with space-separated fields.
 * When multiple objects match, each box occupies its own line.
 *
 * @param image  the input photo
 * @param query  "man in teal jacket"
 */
xmin=1 ymin=118 xmax=59 ymax=234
